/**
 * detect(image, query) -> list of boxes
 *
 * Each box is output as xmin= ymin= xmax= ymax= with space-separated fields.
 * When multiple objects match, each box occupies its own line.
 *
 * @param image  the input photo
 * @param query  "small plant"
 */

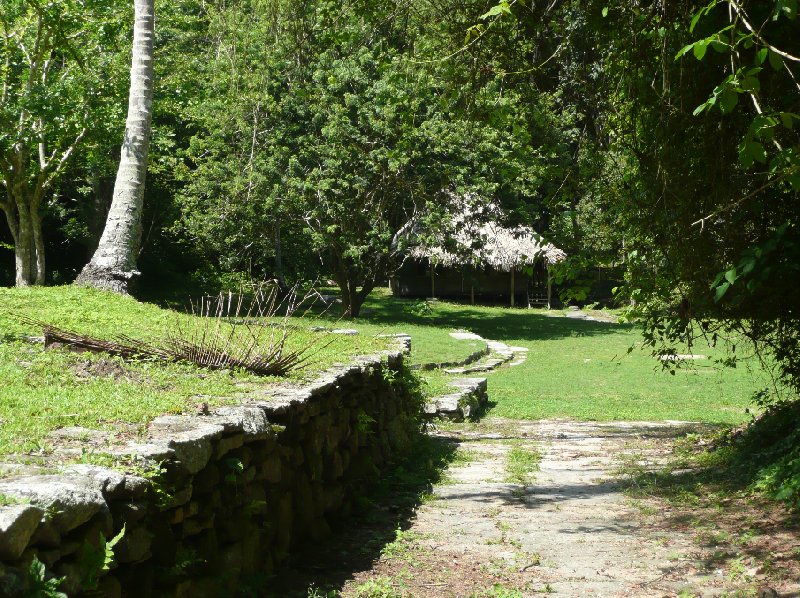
xmin=77 ymin=525 xmax=126 ymax=590
xmin=352 ymin=575 xmax=401 ymax=598
xmin=355 ymin=410 xmax=376 ymax=435
xmin=475 ymin=585 xmax=524 ymax=598
xmin=24 ymin=558 xmax=66 ymax=598
xmin=539 ymin=583 xmax=554 ymax=594
xmin=223 ymin=457 xmax=245 ymax=483
xmin=504 ymin=445 xmax=541 ymax=486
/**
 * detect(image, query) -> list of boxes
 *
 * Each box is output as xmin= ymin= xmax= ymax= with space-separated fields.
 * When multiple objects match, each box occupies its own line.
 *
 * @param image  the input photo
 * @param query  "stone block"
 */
xmin=116 ymin=526 xmax=153 ymax=563
xmin=0 ymin=505 xmax=43 ymax=560
xmin=0 ymin=475 xmax=107 ymax=534
xmin=215 ymin=433 xmax=244 ymax=459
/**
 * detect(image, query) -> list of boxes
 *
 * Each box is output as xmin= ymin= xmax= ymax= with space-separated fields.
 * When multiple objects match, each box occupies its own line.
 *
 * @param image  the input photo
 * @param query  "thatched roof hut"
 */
xmin=397 ymin=207 xmax=566 ymax=307
xmin=408 ymin=221 xmax=566 ymax=271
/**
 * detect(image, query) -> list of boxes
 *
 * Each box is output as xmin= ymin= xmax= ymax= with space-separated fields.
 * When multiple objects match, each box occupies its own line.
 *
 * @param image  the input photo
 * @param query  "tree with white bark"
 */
xmin=76 ymin=0 xmax=154 ymax=293
xmin=0 ymin=0 xmax=116 ymax=286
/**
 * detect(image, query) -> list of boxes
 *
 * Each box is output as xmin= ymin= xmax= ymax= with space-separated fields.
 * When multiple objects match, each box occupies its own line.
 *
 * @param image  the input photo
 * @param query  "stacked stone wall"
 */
xmin=0 ymin=344 xmax=418 ymax=597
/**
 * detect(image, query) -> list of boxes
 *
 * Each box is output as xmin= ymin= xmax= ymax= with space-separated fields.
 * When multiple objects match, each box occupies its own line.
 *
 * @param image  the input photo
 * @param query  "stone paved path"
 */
xmin=338 ymin=419 xmax=800 ymax=598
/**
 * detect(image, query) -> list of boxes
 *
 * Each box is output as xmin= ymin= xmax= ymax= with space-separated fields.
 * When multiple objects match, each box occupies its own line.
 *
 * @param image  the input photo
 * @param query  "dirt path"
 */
xmin=335 ymin=419 xmax=800 ymax=598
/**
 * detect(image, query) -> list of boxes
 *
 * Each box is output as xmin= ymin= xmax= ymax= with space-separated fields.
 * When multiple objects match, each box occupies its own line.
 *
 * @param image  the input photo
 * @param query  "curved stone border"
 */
xmin=410 ymin=345 xmax=490 ymax=372
xmin=443 ymin=335 xmax=528 ymax=374
xmin=0 ymin=340 xmax=417 ymax=596
xmin=423 ymin=378 xmax=488 ymax=422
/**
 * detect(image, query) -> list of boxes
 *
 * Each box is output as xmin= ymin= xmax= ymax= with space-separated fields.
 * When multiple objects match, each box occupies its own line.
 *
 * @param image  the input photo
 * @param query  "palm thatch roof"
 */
xmin=407 ymin=220 xmax=566 ymax=272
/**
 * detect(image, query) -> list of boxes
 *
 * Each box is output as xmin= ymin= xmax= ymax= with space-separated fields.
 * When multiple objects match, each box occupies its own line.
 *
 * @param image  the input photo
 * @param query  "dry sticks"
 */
xmin=19 ymin=283 xmax=330 ymax=377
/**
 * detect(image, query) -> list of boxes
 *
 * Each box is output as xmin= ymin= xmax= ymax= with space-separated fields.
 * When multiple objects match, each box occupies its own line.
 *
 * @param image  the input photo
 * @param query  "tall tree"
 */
xmin=0 ymin=0 xmax=117 ymax=286
xmin=76 ymin=0 xmax=155 ymax=293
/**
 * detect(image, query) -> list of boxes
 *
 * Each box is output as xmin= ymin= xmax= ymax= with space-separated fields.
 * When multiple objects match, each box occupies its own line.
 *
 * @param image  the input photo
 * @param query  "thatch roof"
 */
xmin=408 ymin=220 xmax=566 ymax=272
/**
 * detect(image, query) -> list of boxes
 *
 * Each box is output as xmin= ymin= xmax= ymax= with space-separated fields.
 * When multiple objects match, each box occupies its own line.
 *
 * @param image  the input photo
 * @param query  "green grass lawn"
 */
xmin=0 ymin=286 xmax=388 ymax=458
xmin=346 ymin=289 xmax=770 ymax=424
xmin=0 ymin=284 xmax=772 ymax=460
xmin=306 ymin=299 xmax=487 ymax=367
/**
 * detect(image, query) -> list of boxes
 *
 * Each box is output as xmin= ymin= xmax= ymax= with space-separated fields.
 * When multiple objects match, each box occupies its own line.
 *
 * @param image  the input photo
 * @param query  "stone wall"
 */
xmin=0 ymin=341 xmax=419 ymax=597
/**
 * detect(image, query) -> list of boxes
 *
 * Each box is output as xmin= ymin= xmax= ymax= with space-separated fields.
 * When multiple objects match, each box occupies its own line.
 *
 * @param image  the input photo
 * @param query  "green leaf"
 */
xmin=780 ymin=112 xmax=799 ymax=129
xmin=740 ymin=75 xmax=760 ymax=93
xmin=714 ymin=282 xmax=731 ymax=302
xmin=755 ymin=47 xmax=769 ymax=65
xmin=602 ymin=6 xmax=609 ymax=17
xmin=710 ymin=39 xmax=727 ymax=52
xmin=739 ymin=140 xmax=767 ymax=168
xmin=719 ymin=88 xmax=739 ymax=113
xmin=690 ymin=8 xmax=704 ymax=32
xmin=479 ymin=2 xmax=511 ymax=20
xmin=676 ymin=43 xmax=695 ymax=60
xmin=740 ymin=258 xmax=756 ymax=275
xmin=724 ymin=267 xmax=738 ymax=284
xmin=693 ymin=40 xmax=708 ymax=60
xmin=693 ymin=102 xmax=708 ymax=116
xmin=768 ymin=49 xmax=784 ymax=71
xmin=104 ymin=524 xmax=126 ymax=570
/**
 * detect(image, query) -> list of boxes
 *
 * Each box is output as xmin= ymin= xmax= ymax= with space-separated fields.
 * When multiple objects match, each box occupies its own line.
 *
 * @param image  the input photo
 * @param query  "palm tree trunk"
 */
xmin=75 ymin=0 xmax=154 ymax=293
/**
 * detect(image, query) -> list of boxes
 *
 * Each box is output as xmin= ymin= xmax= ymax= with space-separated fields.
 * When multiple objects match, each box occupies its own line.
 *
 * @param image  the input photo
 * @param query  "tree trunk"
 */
xmin=75 ymin=0 xmax=154 ymax=294
xmin=547 ymin=267 xmax=553 ymax=310
xmin=14 ymin=202 xmax=34 ymax=287
xmin=430 ymin=262 xmax=435 ymax=299
xmin=510 ymin=268 xmax=515 ymax=307
xmin=274 ymin=206 xmax=288 ymax=292
xmin=31 ymin=208 xmax=45 ymax=285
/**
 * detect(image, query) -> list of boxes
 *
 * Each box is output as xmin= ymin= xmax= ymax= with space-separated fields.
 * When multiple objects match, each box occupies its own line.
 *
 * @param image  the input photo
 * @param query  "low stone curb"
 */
xmin=424 ymin=377 xmax=488 ymax=422
xmin=410 ymin=344 xmax=490 ymax=372
xmin=443 ymin=337 xmax=528 ymax=375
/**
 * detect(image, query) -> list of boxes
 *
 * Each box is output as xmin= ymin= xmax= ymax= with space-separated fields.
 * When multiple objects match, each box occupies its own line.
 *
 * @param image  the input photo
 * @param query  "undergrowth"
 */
xmin=620 ymin=400 xmax=800 ymax=509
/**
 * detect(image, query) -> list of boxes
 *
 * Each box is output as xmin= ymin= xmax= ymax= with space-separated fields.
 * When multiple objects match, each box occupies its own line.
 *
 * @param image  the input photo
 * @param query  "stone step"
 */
xmin=424 ymin=377 xmax=488 ymax=422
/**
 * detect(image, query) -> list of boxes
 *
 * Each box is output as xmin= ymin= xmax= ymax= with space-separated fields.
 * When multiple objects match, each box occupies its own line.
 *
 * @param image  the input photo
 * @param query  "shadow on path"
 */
xmin=261 ymin=434 xmax=460 ymax=597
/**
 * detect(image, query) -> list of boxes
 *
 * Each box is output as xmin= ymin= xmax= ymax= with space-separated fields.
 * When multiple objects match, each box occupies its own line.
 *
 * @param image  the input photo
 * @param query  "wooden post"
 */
xmin=430 ymin=262 xmax=435 ymax=299
xmin=470 ymin=283 xmax=475 ymax=305
xmin=546 ymin=267 xmax=553 ymax=310
xmin=510 ymin=268 xmax=515 ymax=307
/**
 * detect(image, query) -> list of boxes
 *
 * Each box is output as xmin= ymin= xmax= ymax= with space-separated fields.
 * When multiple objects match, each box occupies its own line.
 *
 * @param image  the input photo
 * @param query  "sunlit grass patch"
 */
xmin=0 ymin=286 xmax=390 ymax=461
xmin=503 ymin=445 xmax=541 ymax=486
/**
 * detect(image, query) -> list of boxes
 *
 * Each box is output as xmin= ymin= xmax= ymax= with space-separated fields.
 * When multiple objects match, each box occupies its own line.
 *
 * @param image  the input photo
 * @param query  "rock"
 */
xmin=96 ymin=574 xmax=122 ymax=598
xmin=118 ymin=475 xmax=150 ymax=500
xmin=149 ymin=416 xmax=225 ymax=474
xmin=260 ymin=454 xmax=282 ymax=483
xmin=63 ymin=464 xmax=127 ymax=497
xmin=0 ymin=505 xmax=44 ymax=560
xmin=48 ymin=426 xmax=108 ymax=442
xmin=0 ymin=476 xmax=106 ymax=534
xmin=331 ymin=328 xmax=359 ymax=335
xmin=110 ymin=502 xmax=149 ymax=527
xmin=115 ymin=441 xmax=174 ymax=464
xmin=449 ymin=331 xmax=483 ymax=341
xmin=115 ymin=526 xmax=153 ymax=563
xmin=29 ymin=519 xmax=60 ymax=549
xmin=215 ymin=433 xmax=244 ymax=459
xmin=211 ymin=406 xmax=271 ymax=440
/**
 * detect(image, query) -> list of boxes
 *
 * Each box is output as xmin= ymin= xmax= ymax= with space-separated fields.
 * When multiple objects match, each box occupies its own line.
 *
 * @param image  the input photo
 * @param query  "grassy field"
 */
xmin=0 ymin=286 xmax=388 ymax=458
xmin=0 ymin=284 xmax=772 ymax=460
xmin=340 ymin=289 xmax=770 ymax=424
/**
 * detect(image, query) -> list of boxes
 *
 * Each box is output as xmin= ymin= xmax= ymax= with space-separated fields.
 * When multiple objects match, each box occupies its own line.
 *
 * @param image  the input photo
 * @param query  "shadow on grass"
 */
xmin=262 ymin=433 xmax=460 ymax=597
xmin=355 ymin=294 xmax=626 ymax=343
xmin=139 ymin=285 xmax=627 ymax=344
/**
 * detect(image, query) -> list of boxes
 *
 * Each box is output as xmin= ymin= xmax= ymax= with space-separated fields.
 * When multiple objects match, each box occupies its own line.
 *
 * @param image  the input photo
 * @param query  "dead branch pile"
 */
xmin=17 ymin=283 xmax=329 ymax=377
